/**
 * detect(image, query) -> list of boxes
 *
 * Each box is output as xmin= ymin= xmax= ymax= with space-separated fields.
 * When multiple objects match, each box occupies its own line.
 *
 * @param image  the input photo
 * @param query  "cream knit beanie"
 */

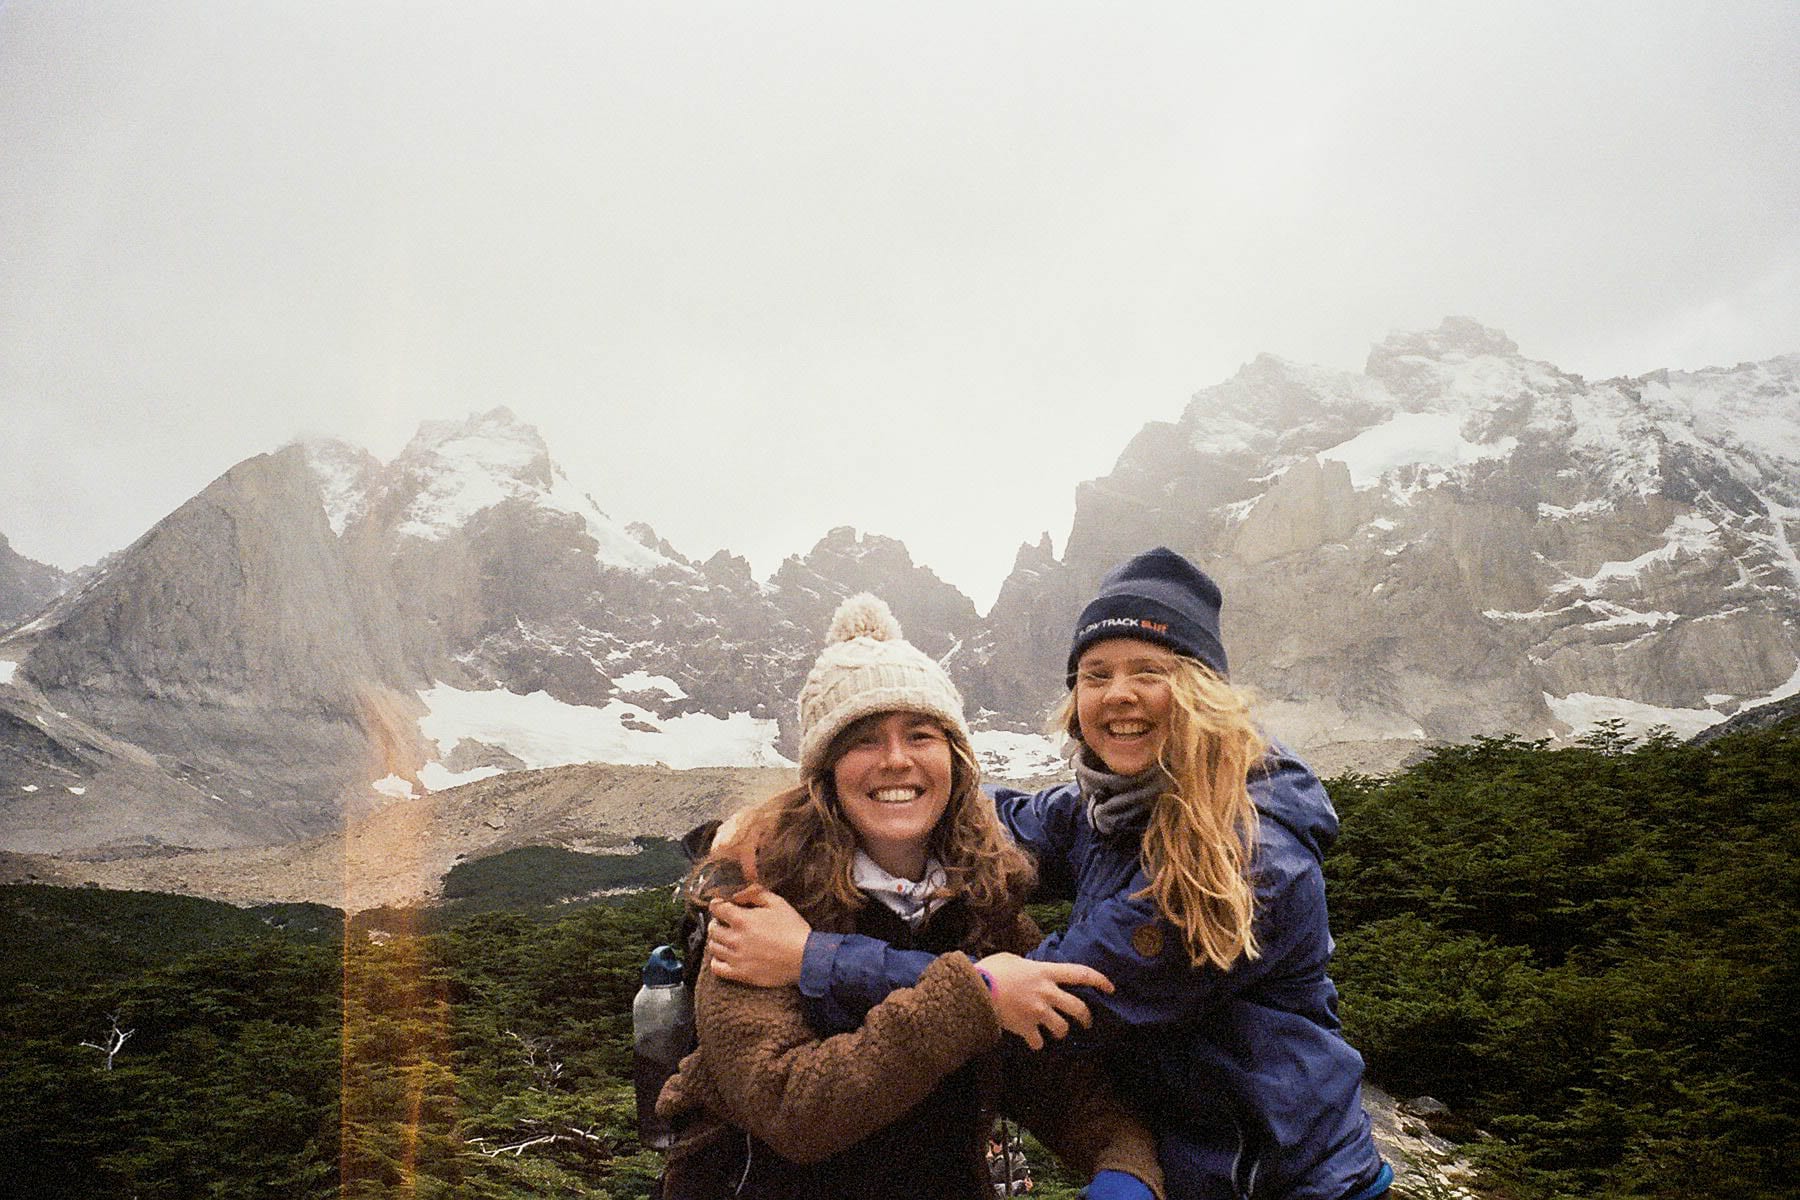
xmin=796 ymin=593 xmax=972 ymax=777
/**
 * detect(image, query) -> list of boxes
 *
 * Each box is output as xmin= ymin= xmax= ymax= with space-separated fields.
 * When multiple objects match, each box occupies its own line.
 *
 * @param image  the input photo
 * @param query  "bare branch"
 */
xmin=468 ymin=1126 xmax=606 ymax=1158
xmin=79 ymin=1013 xmax=134 ymax=1070
xmin=503 ymin=1029 xmax=564 ymax=1091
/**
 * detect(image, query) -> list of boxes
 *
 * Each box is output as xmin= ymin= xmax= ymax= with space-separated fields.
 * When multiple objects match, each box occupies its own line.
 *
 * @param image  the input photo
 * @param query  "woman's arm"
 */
xmin=709 ymin=890 xmax=1112 ymax=1046
xmin=685 ymin=943 xmax=1002 ymax=1165
xmin=781 ymin=843 xmax=1315 ymax=1042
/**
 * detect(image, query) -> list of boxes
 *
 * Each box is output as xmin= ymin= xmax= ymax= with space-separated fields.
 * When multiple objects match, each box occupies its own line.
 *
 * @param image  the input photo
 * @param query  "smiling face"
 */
xmin=1073 ymin=637 xmax=1179 ymax=776
xmin=829 ymin=710 xmax=956 ymax=881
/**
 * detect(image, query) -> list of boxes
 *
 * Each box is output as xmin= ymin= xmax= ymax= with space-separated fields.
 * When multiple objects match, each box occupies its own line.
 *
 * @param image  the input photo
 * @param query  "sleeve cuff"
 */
xmin=1086 ymin=1168 xmax=1155 ymax=1200
xmin=798 ymin=930 xmax=843 ymax=1000
xmin=797 ymin=931 xmax=859 ymax=1034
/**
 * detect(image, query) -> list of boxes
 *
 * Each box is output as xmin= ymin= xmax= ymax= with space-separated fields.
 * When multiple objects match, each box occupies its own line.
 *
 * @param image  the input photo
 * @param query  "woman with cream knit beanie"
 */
xmin=654 ymin=593 xmax=1162 ymax=1200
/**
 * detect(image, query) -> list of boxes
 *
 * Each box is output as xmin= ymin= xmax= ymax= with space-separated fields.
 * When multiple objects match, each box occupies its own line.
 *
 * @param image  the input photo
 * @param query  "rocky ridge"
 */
xmin=0 ymin=410 xmax=986 ymax=855
xmin=971 ymin=318 xmax=1800 ymax=764
xmin=2 ymin=321 xmax=1796 ymax=859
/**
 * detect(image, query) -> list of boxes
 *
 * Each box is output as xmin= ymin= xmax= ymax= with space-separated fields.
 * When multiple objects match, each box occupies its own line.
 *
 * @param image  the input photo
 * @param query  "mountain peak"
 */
xmin=1366 ymin=318 xmax=1570 ymax=409
xmin=293 ymin=438 xmax=384 ymax=537
xmin=400 ymin=408 xmax=551 ymax=474
xmin=1374 ymin=316 xmax=1520 ymax=363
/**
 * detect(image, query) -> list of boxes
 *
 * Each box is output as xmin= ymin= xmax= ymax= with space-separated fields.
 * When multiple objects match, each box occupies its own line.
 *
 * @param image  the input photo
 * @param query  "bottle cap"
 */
xmin=642 ymin=944 xmax=683 ymax=986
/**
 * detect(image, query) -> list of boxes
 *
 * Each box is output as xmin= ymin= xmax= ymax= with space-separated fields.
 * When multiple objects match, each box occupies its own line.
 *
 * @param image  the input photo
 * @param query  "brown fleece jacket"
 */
xmin=656 ymin=906 xmax=1163 ymax=1199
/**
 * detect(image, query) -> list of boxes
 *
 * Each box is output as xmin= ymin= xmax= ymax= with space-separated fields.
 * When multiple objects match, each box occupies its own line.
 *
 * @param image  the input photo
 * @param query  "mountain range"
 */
xmin=3 ymin=317 xmax=1796 ymax=859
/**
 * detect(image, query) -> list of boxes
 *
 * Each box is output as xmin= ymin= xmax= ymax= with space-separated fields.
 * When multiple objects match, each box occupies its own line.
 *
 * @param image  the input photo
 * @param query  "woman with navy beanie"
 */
xmin=713 ymin=548 xmax=1392 ymax=1200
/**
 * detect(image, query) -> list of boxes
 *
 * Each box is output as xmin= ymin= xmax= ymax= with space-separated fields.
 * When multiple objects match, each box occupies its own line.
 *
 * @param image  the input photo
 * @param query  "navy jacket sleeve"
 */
xmin=797 ymin=931 xmax=938 ymax=1033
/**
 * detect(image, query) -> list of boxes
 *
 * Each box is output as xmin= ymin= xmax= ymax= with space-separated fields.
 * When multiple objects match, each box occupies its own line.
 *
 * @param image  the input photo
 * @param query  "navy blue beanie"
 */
xmin=1065 ymin=547 xmax=1228 ymax=685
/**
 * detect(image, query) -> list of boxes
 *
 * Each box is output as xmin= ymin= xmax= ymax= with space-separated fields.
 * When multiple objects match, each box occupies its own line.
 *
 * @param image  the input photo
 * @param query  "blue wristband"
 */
xmin=1086 ymin=1168 xmax=1153 ymax=1200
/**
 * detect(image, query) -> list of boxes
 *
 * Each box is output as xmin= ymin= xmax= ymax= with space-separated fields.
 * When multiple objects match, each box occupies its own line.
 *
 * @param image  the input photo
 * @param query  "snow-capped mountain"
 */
xmin=2 ymin=320 xmax=1795 ymax=856
xmin=973 ymin=318 xmax=1800 ymax=765
xmin=0 ymin=410 xmax=992 ymax=853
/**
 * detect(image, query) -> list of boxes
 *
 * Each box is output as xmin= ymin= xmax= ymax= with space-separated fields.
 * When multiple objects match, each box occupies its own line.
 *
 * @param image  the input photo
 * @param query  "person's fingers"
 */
xmin=1053 ymin=992 xmax=1093 ymax=1029
xmin=1045 ymin=962 xmax=1113 ymax=993
xmin=1038 ymin=1006 xmax=1071 ymax=1041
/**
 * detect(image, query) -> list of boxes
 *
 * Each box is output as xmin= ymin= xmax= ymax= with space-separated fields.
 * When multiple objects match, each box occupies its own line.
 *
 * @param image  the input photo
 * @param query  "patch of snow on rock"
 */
xmin=395 ymin=418 xmax=544 ymax=540
xmin=371 ymin=774 xmax=417 ymax=800
xmin=393 ymin=412 xmax=669 ymax=572
xmin=418 ymin=762 xmax=507 ymax=791
xmin=0 ymin=660 xmax=17 ymax=685
xmin=1553 ymin=514 xmax=1719 ymax=596
xmin=1651 ymin=358 xmax=1800 ymax=475
xmin=1319 ymin=412 xmax=1515 ymax=489
xmin=1752 ymin=492 xmax=1800 ymax=589
xmin=299 ymin=440 xmax=374 ymax=535
xmin=417 ymin=682 xmax=789 ymax=777
xmin=972 ymin=730 xmax=1066 ymax=781
xmin=1545 ymin=692 xmax=1722 ymax=740
xmin=539 ymin=465 xmax=672 ymax=572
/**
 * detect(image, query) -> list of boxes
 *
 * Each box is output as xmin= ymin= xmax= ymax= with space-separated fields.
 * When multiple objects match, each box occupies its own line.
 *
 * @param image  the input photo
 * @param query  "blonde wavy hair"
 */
xmin=693 ymin=711 xmax=1035 ymax=955
xmin=1054 ymin=657 xmax=1267 ymax=971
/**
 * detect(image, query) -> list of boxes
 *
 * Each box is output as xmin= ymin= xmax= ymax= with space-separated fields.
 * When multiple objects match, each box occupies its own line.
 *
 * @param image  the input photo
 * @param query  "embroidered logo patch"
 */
xmin=1131 ymin=923 xmax=1165 ymax=959
xmin=1076 ymin=616 xmax=1171 ymax=639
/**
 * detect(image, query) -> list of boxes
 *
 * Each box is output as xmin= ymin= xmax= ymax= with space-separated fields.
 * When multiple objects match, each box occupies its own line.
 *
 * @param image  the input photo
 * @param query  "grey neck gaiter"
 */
xmin=1073 ymin=747 xmax=1171 ymax=838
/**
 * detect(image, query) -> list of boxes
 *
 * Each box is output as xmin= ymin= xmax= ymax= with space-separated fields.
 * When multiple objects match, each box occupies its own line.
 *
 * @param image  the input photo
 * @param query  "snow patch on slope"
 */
xmin=1649 ymin=358 xmax=1800 ymax=479
xmin=416 ymin=682 xmax=789 ymax=788
xmin=971 ymin=730 xmax=1065 ymax=781
xmin=1547 ymin=658 xmax=1800 ymax=741
xmin=371 ymin=774 xmax=416 ymax=800
xmin=1751 ymin=493 xmax=1800 ymax=589
xmin=1552 ymin=515 xmax=1719 ymax=596
xmin=299 ymin=440 xmax=374 ymax=536
xmin=1319 ymin=412 xmax=1515 ymax=489
xmin=1545 ymin=692 xmax=1723 ymax=740
xmin=613 ymin=671 xmax=688 ymax=700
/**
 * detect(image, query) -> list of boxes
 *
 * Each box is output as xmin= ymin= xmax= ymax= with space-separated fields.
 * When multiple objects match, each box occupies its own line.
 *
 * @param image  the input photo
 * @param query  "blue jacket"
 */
xmin=799 ymin=744 xmax=1385 ymax=1200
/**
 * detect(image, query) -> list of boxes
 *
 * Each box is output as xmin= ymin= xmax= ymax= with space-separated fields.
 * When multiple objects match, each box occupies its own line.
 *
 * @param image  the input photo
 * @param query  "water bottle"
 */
xmin=632 ymin=944 xmax=693 ymax=1150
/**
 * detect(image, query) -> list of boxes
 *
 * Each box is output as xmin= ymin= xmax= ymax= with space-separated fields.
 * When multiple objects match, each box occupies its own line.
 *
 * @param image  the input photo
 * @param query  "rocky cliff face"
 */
xmin=0 ymin=410 xmax=999 ymax=853
xmin=968 ymin=319 xmax=1800 ymax=768
xmin=3 ymin=322 xmax=1795 ymax=854
xmin=0 ymin=535 xmax=70 ymax=630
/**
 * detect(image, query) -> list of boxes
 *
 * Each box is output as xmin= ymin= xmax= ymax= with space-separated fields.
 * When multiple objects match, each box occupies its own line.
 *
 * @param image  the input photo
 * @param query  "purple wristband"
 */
xmin=975 ymin=967 xmax=997 ymax=995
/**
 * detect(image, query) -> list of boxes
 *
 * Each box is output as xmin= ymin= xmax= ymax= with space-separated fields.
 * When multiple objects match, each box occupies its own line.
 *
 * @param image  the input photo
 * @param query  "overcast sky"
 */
xmin=3 ymin=2 xmax=1797 ymax=609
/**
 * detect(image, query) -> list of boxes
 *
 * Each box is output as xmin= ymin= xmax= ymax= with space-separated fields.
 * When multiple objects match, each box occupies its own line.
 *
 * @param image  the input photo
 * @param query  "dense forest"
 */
xmin=2 ymin=719 xmax=1794 ymax=1198
xmin=1324 ymin=720 xmax=1798 ymax=1198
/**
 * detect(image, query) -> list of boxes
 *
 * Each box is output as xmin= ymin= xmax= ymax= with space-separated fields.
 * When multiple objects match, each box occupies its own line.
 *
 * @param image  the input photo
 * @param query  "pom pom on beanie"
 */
xmin=797 ymin=593 xmax=972 ymax=777
xmin=826 ymin=593 xmax=903 ymax=644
